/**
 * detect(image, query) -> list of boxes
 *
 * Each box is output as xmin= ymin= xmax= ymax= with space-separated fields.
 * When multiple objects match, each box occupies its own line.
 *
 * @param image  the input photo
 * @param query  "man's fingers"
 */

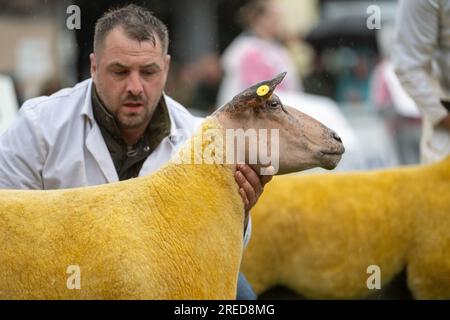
xmin=235 ymin=164 xmax=275 ymax=211
xmin=235 ymin=170 xmax=256 ymax=209
xmin=238 ymin=187 xmax=250 ymax=210
xmin=236 ymin=164 xmax=263 ymax=196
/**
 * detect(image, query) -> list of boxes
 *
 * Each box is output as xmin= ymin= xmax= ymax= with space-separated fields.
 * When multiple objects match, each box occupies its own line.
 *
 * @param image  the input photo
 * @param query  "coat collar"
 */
xmin=81 ymin=79 xmax=182 ymax=142
xmin=80 ymin=79 xmax=189 ymax=181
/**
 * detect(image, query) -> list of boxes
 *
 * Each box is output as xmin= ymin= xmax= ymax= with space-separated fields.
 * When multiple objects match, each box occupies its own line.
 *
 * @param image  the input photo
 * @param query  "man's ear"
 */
xmin=89 ymin=53 xmax=97 ymax=79
xmin=164 ymin=54 xmax=171 ymax=72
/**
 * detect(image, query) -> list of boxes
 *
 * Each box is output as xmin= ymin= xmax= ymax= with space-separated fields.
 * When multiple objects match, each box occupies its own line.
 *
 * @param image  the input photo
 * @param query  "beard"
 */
xmin=114 ymin=94 xmax=156 ymax=129
xmin=115 ymin=107 xmax=152 ymax=129
xmin=95 ymin=83 xmax=159 ymax=129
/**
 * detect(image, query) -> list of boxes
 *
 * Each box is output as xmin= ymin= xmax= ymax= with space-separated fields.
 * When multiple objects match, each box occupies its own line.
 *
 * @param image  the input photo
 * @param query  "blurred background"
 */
xmin=0 ymin=0 xmax=422 ymax=171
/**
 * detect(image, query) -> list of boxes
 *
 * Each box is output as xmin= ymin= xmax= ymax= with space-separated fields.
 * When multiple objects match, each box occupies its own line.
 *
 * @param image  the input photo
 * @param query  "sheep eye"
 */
xmin=269 ymin=100 xmax=279 ymax=108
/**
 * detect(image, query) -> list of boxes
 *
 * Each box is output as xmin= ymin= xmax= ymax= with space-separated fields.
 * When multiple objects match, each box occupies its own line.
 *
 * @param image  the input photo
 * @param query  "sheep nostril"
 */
xmin=332 ymin=131 xmax=342 ymax=143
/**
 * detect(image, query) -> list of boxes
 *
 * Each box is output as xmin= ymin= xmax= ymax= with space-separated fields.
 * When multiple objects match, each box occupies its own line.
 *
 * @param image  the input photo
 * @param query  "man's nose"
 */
xmin=126 ymin=72 xmax=144 ymax=96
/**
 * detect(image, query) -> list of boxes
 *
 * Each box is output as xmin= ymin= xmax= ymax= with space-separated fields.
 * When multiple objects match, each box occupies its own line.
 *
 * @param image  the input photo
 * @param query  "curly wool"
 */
xmin=0 ymin=117 xmax=244 ymax=299
xmin=242 ymin=157 xmax=450 ymax=299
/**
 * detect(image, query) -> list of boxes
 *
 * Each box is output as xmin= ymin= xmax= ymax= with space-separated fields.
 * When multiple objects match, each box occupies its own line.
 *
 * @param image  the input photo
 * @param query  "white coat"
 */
xmin=0 ymin=79 xmax=204 ymax=189
xmin=393 ymin=0 xmax=450 ymax=164
xmin=0 ymin=78 xmax=251 ymax=245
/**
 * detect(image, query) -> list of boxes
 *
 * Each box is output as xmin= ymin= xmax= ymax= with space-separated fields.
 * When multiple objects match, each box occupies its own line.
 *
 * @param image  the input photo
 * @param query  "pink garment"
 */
xmin=217 ymin=33 xmax=301 ymax=107
xmin=240 ymin=49 xmax=288 ymax=91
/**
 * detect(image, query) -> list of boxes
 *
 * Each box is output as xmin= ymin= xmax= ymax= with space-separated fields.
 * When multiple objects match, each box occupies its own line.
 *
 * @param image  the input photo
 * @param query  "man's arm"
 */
xmin=0 ymin=105 xmax=46 ymax=189
xmin=235 ymin=164 xmax=273 ymax=247
xmin=393 ymin=0 xmax=448 ymax=127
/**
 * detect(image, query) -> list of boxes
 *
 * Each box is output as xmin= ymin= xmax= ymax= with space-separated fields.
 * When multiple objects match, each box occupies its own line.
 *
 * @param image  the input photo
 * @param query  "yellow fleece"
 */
xmin=0 ymin=117 xmax=244 ymax=299
xmin=242 ymin=157 xmax=450 ymax=299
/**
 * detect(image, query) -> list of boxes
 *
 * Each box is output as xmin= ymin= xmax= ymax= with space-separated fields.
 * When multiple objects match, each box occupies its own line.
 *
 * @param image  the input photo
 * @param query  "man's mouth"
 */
xmin=123 ymin=102 xmax=144 ymax=110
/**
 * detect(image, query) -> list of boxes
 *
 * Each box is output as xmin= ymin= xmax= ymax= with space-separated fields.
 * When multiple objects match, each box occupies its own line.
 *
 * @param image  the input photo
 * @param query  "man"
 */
xmin=0 ymin=4 xmax=270 ymax=299
xmin=393 ymin=0 xmax=450 ymax=164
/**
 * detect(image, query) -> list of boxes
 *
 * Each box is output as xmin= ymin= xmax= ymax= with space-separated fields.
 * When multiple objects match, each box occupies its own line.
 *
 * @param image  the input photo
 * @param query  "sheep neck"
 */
xmin=169 ymin=116 xmax=237 ymax=176
xmin=128 ymin=117 xmax=246 ymax=298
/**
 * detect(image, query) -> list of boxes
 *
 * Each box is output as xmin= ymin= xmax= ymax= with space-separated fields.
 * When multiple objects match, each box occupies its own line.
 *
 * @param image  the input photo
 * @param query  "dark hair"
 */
xmin=94 ymin=4 xmax=169 ymax=54
xmin=237 ymin=0 xmax=270 ymax=29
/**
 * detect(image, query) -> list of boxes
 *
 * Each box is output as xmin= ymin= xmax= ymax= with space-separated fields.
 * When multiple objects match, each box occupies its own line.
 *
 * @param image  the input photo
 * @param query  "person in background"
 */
xmin=216 ymin=0 xmax=302 ymax=107
xmin=335 ymin=50 xmax=372 ymax=104
xmin=393 ymin=0 xmax=450 ymax=164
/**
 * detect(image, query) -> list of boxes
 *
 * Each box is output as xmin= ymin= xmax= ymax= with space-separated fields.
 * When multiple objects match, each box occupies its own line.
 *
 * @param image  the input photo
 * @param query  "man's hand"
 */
xmin=235 ymin=164 xmax=273 ymax=227
xmin=438 ymin=114 xmax=450 ymax=131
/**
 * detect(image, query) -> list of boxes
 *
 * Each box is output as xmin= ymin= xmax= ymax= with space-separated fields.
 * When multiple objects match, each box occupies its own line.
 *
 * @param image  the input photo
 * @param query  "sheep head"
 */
xmin=213 ymin=73 xmax=345 ymax=174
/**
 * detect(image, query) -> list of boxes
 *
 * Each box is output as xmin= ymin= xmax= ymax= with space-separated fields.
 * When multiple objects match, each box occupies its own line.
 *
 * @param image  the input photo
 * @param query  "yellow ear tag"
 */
xmin=256 ymin=85 xmax=270 ymax=97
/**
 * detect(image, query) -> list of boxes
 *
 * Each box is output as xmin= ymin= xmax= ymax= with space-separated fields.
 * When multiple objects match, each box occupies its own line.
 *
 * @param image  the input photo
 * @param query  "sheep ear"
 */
xmin=254 ymin=72 xmax=287 ymax=100
xmin=215 ymin=72 xmax=287 ymax=113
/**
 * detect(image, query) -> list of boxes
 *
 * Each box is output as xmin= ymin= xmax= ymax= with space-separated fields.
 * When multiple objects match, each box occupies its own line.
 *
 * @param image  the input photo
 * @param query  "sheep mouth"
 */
xmin=320 ymin=148 xmax=345 ymax=157
xmin=321 ymin=157 xmax=341 ymax=170
xmin=318 ymin=149 xmax=344 ymax=169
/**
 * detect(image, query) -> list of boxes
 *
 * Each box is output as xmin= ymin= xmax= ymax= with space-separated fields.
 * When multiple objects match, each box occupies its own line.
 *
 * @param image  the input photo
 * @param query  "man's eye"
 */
xmin=141 ymin=70 xmax=156 ymax=76
xmin=113 ymin=70 xmax=127 ymax=76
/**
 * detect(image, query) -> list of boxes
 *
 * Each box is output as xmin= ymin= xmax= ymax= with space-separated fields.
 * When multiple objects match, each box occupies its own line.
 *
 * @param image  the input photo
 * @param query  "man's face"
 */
xmin=90 ymin=27 xmax=170 ymax=130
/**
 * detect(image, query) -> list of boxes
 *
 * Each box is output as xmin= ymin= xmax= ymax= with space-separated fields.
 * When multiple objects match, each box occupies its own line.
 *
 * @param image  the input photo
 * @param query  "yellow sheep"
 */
xmin=242 ymin=157 xmax=450 ymax=299
xmin=0 ymin=141 xmax=243 ymax=299
xmin=0 ymin=74 xmax=344 ymax=299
